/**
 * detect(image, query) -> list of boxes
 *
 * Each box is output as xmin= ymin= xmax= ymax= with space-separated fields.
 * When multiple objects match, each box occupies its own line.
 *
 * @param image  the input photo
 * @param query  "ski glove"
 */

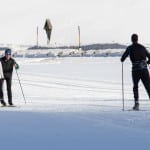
xmin=14 ymin=61 xmax=19 ymax=70
xmin=147 ymin=60 xmax=150 ymax=64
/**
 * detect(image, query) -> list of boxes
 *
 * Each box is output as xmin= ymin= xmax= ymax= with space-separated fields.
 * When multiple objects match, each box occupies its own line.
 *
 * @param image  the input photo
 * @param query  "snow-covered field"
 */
xmin=1 ymin=57 xmax=150 ymax=150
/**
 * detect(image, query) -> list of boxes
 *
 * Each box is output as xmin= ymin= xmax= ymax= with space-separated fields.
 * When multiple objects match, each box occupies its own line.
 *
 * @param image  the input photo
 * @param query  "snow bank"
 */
xmin=10 ymin=48 xmax=124 ymax=58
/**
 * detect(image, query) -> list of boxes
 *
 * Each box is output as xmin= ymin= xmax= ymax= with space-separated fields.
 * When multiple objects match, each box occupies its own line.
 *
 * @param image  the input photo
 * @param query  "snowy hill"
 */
xmin=11 ymin=48 xmax=124 ymax=58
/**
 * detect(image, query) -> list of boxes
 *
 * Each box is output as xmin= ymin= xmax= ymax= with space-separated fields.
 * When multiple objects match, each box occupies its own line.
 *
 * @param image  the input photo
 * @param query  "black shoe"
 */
xmin=8 ymin=103 xmax=14 ymax=106
xmin=8 ymin=103 xmax=16 ymax=107
xmin=1 ymin=100 xmax=6 ymax=107
xmin=133 ymin=102 xmax=139 ymax=111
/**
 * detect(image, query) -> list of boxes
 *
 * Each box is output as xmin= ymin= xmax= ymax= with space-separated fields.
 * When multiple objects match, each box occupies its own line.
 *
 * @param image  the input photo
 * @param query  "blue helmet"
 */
xmin=5 ymin=49 xmax=11 ymax=55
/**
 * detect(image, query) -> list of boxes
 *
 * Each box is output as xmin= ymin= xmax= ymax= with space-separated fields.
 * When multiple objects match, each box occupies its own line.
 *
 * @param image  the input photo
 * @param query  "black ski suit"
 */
xmin=121 ymin=43 xmax=150 ymax=102
xmin=0 ymin=56 xmax=16 ymax=104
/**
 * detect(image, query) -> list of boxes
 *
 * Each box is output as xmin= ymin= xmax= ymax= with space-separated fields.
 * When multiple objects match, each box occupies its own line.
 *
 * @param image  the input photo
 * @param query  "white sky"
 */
xmin=0 ymin=0 xmax=150 ymax=45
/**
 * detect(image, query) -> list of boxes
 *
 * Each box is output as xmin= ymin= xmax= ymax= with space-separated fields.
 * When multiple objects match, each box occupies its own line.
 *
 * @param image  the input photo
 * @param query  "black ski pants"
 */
xmin=132 ymin=68 xmax=150 ymax=102
xmin=0 ymin=77 xmax=12 ymax=104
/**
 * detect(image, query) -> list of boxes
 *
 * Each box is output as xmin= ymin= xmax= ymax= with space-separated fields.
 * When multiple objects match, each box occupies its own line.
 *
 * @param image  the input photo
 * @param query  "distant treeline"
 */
xmin=0 ymin=47 xmax=10 ymax=51
xmin=28 ymin=43 xmax=127 ymax=50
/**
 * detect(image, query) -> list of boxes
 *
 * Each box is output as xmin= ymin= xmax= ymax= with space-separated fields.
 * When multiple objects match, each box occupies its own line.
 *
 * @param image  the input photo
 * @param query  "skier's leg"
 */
xmin=0 ymin=79 xmax=4 ymax=99
xmin=0 ymin=79 xmax=6 ymax=106
xmin=6 ymin=77 xmax=12 ymax=105
xmin=132 ymin=70 xmax=140 ymax=103
xmin=141 ymin=69 xmax=150 ymax=99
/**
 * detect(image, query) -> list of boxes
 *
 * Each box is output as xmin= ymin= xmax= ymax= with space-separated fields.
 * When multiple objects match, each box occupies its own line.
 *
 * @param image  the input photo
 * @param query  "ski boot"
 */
xmin=133 ymin=102 xmax=139 ymax=111
xmin=1 ymin=100 xmax=6 ymax=107
xmin=8 ymin=102 xmax=14 ymax=107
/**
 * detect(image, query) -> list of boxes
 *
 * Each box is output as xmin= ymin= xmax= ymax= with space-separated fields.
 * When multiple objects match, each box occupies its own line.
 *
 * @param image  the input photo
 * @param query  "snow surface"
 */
xmin=0 ymin=57 xmax=150 ymax=150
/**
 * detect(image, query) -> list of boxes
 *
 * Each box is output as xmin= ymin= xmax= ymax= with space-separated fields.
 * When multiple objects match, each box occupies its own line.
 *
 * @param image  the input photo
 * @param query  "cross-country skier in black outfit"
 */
xmin=121 ymin=34 xmax=150 ymax=110
xmin=0 ymin=49 xmax=19 ymax=106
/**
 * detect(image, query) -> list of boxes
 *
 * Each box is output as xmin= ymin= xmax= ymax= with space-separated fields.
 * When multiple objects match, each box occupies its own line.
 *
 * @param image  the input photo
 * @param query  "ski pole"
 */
xmin=15 ymin=69 xmax=26 ymax=104
xmin=122 ymin=62 xmax=124 ymax=111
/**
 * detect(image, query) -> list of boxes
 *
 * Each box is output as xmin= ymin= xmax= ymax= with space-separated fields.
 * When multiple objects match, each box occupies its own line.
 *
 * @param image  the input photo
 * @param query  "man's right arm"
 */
xmin=121 ymin=47 xmax=129 ymax=62
xmin=13 ymin=59 xmax=19 ymax=70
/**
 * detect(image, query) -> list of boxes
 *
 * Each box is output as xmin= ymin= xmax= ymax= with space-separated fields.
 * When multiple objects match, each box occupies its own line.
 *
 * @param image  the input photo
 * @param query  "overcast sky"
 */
xmin=0 ymin=0 xmax=150 ymax=45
